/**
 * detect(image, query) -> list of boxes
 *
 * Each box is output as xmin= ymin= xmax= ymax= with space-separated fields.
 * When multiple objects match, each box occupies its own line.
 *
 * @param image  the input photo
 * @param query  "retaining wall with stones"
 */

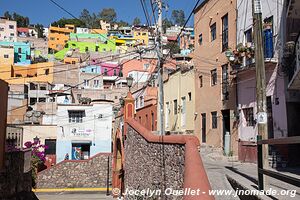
xmin=37 ymin=153 xmax=111 ymax=188
xmin=0 ymin=150 xmax=34 ymax=200
xmin=125 ymin=126 xmax=185 ymax=200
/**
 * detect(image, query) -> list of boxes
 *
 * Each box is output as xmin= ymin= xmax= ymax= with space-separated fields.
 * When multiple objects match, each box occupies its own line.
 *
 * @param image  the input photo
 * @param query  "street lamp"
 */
xmin=33 ymin=136 xmax=40 ymax=144
xmin=119 ymin=97 xmax=125 ymax=107
xmin=126 ymin=76 xmax=133 ymax=91
xmin=225 ymin=49 xmax=235 ymax=62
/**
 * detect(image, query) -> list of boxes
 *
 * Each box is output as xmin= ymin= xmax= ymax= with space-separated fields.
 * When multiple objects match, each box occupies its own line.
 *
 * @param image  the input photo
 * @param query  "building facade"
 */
xmin=193 ymin=0 xmax=238 ymax=151
xmin=0 ymin=41 xmax=31 ymax=65
xmin=0 ymin=18 xmax=17 ymax=42
xmin=56 ymin=101 xmax=112 ymax=163
xmin=48 ymin=24 xmax=75 ymax=52
xmin=163 ymin=67 xmax=196 ymax=134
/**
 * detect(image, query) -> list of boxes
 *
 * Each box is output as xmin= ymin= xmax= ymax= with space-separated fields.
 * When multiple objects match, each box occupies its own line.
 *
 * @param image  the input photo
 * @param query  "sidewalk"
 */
xmin=201 ymin=148 xmax=300 ymax=200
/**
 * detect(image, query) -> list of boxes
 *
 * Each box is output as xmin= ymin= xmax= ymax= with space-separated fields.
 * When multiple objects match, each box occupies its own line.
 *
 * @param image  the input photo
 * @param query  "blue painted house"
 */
xmin=0 ymin=41 xmax=31 ymax=65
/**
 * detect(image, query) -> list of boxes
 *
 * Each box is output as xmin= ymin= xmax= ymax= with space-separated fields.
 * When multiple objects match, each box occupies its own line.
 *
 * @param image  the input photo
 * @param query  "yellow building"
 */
xmin=163 ymin=67 xmax=196 ymax=134
xmin=0 ymin=45 xmax=14 ymax=65
xmin=90 ymin=29 xmax=107 ymax=34
xmin=0 ymin=62 xmax=54 ymax=84
xmin=48 ymin=24 xmax=75 ymax=52
xmin=133 ymin=30 xmax=149 ymax=46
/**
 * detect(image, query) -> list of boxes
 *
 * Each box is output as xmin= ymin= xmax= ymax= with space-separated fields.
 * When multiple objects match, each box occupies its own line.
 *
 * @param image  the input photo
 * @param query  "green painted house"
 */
xmin=54 ymin=40 xmax=116 ymax=60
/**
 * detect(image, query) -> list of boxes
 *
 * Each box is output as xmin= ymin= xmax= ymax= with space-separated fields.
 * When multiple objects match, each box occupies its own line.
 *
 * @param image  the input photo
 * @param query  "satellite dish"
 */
xmin=25 ymin=111 xmax=33 ymax=118
xmin=34 ymin=112 xmax=41 ymax=118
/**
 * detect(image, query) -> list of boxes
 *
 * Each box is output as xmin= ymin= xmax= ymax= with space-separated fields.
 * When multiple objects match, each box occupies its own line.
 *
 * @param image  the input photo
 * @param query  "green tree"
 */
xmin=99 ymin=8 xmax=117 ymax=23
xmin=162 ymin=18 xmax=173 ymax=33
xmin=3 ymin=11 xmax=12 ymax=20
xmin=133 ymin=17 xmax=141 ymax=26
xmin=171 ymin=10 xmax=185 ymax=26
xmin=79 ymin=9 xmax=92 ymax=27
xmin=35 ymin=24 xmax=44 ymax=38
xmin=163 ymin=41 xmax=180 ymax=56
xmin=117 ymin=20 xmax=129 ymax=27
xmin=51 ymin=18 xmax=84 ymax=28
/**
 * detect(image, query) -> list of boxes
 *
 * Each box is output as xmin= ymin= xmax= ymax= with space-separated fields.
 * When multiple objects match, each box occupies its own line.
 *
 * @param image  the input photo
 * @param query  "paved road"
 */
xmin=36 ymin=192 xmax=114 ymax=200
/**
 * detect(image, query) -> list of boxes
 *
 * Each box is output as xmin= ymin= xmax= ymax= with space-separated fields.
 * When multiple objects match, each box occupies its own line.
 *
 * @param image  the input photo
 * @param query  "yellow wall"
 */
xmin=90 ymin=29 xmax=107 ymax=34
xmin=163 ymin=69 xmax=196 ymax=133
xmin=0 ymin=46 xmax=14 ymax=65
xmin=133 ymin=31 xmax=149 ymax=46
xmin=0 ymin=62 xmax=54 ymax=84
xmin=64 ymin=57 xmax=80 ymax=64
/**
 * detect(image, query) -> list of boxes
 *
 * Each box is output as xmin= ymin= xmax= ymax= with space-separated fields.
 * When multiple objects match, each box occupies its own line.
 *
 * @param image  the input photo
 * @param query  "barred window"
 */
xmin=243 ymin=108 xmax=254 ymax=126
xmin=68 ymin=110 xmax=85 ymax=123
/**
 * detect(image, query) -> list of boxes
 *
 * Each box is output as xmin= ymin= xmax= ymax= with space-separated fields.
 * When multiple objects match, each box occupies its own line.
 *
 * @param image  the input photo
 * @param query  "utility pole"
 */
xmin=156 ymin=0 xmax=165 ymax=135
xmin=252 ymin=0 xmax=268 ymax=189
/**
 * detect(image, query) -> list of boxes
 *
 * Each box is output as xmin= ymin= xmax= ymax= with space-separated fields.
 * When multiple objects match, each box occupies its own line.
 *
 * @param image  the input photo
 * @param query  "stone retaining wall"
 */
xmin=37 ymin=153 xmax=111 ymax=188
xmin=0 ymin=150 xmax=33 ymax=200
xmin=125 ymin=126 xmax=185 ymax=200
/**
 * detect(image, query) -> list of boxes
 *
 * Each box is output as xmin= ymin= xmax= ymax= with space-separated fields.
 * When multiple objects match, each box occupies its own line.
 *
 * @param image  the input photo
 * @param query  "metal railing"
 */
xmin=257 ymin=135 xmax=300 ymax=190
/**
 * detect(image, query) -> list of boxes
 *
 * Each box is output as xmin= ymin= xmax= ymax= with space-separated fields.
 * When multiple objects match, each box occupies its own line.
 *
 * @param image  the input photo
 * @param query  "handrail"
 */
xmin=257 ymin=136 xmax=300 ymax=145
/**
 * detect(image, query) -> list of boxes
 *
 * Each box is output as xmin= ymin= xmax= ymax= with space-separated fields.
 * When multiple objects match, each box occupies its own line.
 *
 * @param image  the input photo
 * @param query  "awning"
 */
xmin=71 ymin=140 xmax=92 ymax=144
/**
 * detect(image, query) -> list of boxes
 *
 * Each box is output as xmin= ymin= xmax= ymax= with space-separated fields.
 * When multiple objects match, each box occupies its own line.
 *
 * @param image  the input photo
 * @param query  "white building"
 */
xmin=0 ymin=18 xmax=17 ymax=42
xmin=56 ymin=100 xmax=113 ymax=163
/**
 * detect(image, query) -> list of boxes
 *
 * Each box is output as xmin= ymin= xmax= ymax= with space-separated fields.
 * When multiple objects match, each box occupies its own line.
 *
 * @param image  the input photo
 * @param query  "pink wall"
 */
xmin=237 ymin=63 xmax=288 ymax=142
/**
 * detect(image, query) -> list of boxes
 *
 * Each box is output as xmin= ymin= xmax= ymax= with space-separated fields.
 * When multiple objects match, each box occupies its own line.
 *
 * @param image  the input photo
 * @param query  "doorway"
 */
xmin=267 ymin=96 xmax=274 ymax=139
xmin=201 ymin=113 xmax=206 ymax=143
xmin=222 ymin=110 xmax=230 ymax=148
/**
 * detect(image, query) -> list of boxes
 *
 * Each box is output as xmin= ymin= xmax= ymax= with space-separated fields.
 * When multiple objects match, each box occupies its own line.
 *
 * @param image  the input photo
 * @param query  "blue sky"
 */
xmin=0 ymin=0 xmax=198 ymax=26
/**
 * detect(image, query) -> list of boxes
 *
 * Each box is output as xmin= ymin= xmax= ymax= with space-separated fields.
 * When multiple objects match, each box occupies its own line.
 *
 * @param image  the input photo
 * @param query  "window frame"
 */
xmin=68 ymin=110 xmax=85 ymax=123
xmin=243 ymin=107 xmax=255 ymax=126
xmin=210 ymin=23 xmax=217 ymax=42
xmin=211 ymin=69 xmax=217 ymax=86
xmin=222 ymin=14 xmax=229 ymax=51
xmin=211 ymin=111 xmax=217 ymax=129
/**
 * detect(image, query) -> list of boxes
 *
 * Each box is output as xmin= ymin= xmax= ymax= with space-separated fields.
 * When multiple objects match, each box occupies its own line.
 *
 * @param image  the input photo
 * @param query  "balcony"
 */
xmin=287 ymin=34 xmax=300 ymax=90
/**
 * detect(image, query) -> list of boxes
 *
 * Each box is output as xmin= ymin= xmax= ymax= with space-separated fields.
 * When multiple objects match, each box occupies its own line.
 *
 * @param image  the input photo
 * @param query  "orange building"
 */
xmin=48 ymin=24 xmax=75 ymax=52
xmin=193 ymin=0 xmax=237 ymax=150
xmin=0 ymin=62 xmax=54 ymax=84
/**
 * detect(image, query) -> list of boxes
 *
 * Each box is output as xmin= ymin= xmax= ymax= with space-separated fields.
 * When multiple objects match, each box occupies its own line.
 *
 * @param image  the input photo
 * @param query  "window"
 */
xmin=211 ymin=69 xmax=217 ymax=86
xmin=85 ymin=47 xmax=88 ymax=52
xmin=68 ymin=110 xmax=85 ymax=123
xmin=139 ymin=116 xmax=142 ymax=123
xmin=95 ymin=46 xmax=99 ymax=52
xmin=9 ymin=25 xmax=14 ymax=29
xmin=71 ymin=61 xmax=76 ymax=64
xmin=140 ymin=96 xmax=144 ymax=107
xmin=264 ymin=16 xmax=274 ymax=58
xmin=199 ymin=34 xmax=203 ymax=45
xmin=4 ymin=54 xmax=9 ymax=58
xmin=10 ymin=33 xmax=14 ymax=36
xmin=26 ymin=54 xmax=30 ymax=60
xmin=113 ymin=69 xmax=117 ymax=76
xmin=83 ymin=79 xmax=89 ymax=87
xmin=104 ymin=68 xmax=108 ymax=76
xmin=244 ymin=28 xmax=252 ymax=43
xmin=174 ymin=99 xmax=178 ymax=115
xmin=210 ymin=23 xmax=216 ymax=41
xmin=18 ymin=48 xmax=22 ymax=53
xmin=30 ymin=83 xmax=37 ymax=90
xmin=40 ymin=85 xmax=47 ymax=90
xmin=222 ymin=65 xmax=229 ymax=100
xmin=94 ymin=80 xmax=99 ymax=87
xmin=188 ymin=92 xmax=192 ymax=101
xmin=211 ymin=111 xmax=217 ymax=129
xmin=45 ymin=69 xmax=49 ymax=75
xmin=243 ymin=108 xmax=254 ymax=126
xmin=45 ymin=139 xmax=56 ymax=155
xmin=30 ymin=98 xmax=37 ymax=105
xmin=199 ymin=75 xmax=203 ymax=88
xmin=222 ymin=14 xmax=228 ymax=51
xmin=38 ymin=98 xmax=46 ymax=102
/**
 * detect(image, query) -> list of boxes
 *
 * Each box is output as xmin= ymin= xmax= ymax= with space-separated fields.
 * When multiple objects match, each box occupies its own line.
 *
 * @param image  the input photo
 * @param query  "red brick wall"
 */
xmin=135 ymin=104 xmax=157 ymax=131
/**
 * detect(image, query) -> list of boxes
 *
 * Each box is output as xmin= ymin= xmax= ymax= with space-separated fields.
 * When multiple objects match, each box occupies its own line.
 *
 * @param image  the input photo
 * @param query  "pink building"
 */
xmin=237 ymin=62 xmax=288 ymax=163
